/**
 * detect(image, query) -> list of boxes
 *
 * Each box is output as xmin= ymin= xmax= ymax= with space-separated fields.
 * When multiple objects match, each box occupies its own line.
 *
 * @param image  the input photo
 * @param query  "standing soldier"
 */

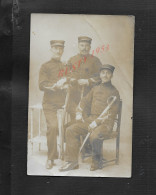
xmin=39 ymin=40 xmax=66 ymax=169
xmin=66 ymin=36 xmax=102 ymax=121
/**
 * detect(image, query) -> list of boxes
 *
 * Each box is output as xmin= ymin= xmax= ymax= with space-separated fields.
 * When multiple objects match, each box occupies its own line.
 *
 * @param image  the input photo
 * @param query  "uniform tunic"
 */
xmin=39 ymin=58 xmax=66 ymax=160
xmin=65 ymin=81 xmax=120 ymax=163
xmin=66 ymin=54 xmax=102 ymax=117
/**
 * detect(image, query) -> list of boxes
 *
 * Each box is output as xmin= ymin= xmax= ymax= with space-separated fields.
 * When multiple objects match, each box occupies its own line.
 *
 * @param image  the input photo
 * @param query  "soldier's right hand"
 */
xmin=75 ymin=112 xmax=82 ymax=121
xmin=56 ymin=78 xmax=67 ymax=88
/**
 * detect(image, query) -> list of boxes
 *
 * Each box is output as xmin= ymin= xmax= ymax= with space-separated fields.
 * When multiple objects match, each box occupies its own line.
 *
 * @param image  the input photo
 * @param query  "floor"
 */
xmin=27 ymin=136 xmax=131 ymax=178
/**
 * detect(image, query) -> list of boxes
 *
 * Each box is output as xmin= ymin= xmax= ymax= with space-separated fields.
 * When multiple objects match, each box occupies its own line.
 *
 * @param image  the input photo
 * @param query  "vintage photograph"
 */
xmin=27 ymin=14 xmax=134 ymax=177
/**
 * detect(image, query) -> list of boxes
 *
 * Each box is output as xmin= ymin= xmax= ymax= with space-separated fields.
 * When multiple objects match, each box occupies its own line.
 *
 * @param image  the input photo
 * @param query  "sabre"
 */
xmin=80 ymin=86 xmax=84 ymax=100
xmin=79 ymin=96 xmax=117 ymax=153
xmin=79 ymin=132 xmax=92 ymax=153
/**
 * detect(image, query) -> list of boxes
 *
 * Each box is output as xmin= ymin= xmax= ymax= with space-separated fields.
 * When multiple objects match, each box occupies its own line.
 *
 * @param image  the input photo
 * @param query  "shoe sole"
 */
xmin=59 ymin=165 xmax=79 ymax=172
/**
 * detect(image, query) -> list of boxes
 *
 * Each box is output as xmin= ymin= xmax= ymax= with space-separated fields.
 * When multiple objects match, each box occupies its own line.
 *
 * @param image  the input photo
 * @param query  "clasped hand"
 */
xmin=78 ymin=79 xmax=89 ymax=86
xmin=56 ymin=78 xmax=67 ymax=88
xmin=75 ymin=112 xmax=82 ymax=121
xmin=88 ymin=121 xmax=97 ymax=132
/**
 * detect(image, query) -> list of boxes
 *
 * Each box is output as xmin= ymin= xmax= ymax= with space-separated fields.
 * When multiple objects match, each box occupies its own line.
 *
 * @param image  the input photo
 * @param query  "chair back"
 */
xmin=116 ymin=99 xmax=122 ymax=134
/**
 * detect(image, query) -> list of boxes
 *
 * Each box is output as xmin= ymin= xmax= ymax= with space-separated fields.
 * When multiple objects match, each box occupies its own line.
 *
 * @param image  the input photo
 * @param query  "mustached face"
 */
xmin=78 ymin=42 xmax=91 ymax=55
xmin=100 ymin=69 xmax=113 ymax=83
xmin=51 ymin=46 xmax=64 ymax=59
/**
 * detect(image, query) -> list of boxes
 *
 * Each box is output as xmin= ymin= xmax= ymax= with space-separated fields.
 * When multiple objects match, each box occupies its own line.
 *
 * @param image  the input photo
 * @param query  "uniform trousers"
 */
xmin=42 ymin=103 xmax=61 ymax=160
xmin=65 ymin=116 xmax=113 ymax=163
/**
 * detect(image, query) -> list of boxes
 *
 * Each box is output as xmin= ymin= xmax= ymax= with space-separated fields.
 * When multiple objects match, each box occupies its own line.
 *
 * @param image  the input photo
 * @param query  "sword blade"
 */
xmin=79 ymin=132 xmax=91 ymax=153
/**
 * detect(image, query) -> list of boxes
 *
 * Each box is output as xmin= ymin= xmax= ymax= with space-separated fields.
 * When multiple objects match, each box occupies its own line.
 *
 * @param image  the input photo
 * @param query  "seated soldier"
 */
xmin=59 ymin=64 xmax=120 ymax=172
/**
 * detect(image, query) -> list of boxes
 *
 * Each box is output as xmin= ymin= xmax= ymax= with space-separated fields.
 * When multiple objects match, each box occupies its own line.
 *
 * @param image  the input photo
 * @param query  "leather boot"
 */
xmin=46 ymin=160 xmax=55 ymax=169
xmin=59 ymin=161 xmax=79 ymax=172
xmin=90 ymin=160 xmax=99 ymax=171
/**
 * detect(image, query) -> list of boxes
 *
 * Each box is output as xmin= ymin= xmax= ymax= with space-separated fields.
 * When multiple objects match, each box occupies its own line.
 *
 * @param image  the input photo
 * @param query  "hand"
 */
xmin=45 ymin=83 xmax=57 ymax=91
xmin=70 ymin=78 xmax=76 ymax=82
xmin=75 ymin=112 xmax=82 ymax=121
xmin=56 ymin=78 xmax=67 ymax=88
xmin=78 ymin=79 xmax=89 ymax=86
xmin=69 ymin=78 xmax=76 ymax=85
xmin=89 ymin=121 xmax=97 ymax=130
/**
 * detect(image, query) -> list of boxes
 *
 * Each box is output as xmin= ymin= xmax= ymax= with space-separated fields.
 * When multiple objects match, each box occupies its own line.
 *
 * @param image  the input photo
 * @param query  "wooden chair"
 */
xmin=101 ymin=99 xmax=122 ymax=166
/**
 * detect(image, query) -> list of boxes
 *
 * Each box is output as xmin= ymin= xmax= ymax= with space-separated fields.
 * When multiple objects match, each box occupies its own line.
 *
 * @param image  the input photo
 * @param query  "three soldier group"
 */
xmin=39 ymin=36 xmax=120 ymax=171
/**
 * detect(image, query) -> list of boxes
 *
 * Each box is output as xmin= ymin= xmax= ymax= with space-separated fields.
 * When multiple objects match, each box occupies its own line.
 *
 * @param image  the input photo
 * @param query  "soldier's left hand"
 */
xmin=78 ymin=79 xmax=89 ymax=86
xmin=89 ymin=121 xmax=97 ymax=130
xmin=75 ymin=112 xmax=82 ymax=121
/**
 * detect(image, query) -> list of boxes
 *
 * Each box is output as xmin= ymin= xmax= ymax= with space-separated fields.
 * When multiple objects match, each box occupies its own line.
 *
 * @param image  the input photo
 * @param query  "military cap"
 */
xmin=78 ymin=36 xmax=92 ymax=44
xmin=50 ymin=40 xmax=65 ymax=47
xmin=100 ymin=64 xmax=115 ymax=73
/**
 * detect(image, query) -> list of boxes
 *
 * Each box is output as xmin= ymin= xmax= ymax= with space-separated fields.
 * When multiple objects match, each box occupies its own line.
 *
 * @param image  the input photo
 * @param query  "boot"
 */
xmin=46 ymin=159 xmax=55 ymax=169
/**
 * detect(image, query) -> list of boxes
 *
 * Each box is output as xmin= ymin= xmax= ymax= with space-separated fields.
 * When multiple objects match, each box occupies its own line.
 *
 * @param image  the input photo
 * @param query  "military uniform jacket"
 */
xmin=67 ymin=54 xmax=102 ymax=113
xmin=77 ymin=81 xmax=120 ymax=127
xmin=39 ymin=58 xmax=66 ymax=106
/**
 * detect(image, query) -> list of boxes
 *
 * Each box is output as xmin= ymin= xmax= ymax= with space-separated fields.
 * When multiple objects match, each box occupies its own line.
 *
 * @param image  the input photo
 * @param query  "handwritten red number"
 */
xmin=106 ymin=44 xmax=109 ymax=51
xmin=91 ymin=50 xmax=94 ymax=57
xmin=96 ymin=47 xmax=100 ymax=55
xmin=65 ymin=67 xmax=68 ymax=75
xmin=72 ymin=64 xmax=76 ymax=71
xmin=78 ymin=60 xmax=81 ymax=68
xmin=101 ymin=45 xmax=105 ymax=53
xmin=83 ymin=56 xmax=87 ymax=63
xmin=58 ymin=69 xmax=64 ymax=77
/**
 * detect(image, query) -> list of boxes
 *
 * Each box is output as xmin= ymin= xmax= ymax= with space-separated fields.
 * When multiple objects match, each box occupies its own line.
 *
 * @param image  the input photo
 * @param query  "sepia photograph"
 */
xmin=27 ymin=14 xmax=134 ymax=177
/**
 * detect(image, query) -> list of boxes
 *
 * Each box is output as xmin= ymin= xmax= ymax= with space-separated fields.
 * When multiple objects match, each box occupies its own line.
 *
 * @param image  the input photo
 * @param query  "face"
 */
xmin=78 ymin=42 xmax=91 ymax=55
xmin=100 ymin=69 xmax=113 ymax=83
xmin=51 ymin=46 xmax=64 ymax=59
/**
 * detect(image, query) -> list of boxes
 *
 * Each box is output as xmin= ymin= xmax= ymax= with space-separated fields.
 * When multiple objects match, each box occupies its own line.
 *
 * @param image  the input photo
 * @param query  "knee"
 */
xmin=47 ymin=122 xmax=57 ymax=133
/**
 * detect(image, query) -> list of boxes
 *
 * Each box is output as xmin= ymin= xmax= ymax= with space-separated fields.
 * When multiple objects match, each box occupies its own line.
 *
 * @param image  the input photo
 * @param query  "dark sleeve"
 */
xmin=88 ymin=58 xmax=102 ymax=86
xmin=76 ymin=88 xmax=94 ymax=112
xmin=108 ymin=90 xmax=120 ymax=120
xmin=38 ymin=64 xmax=57 ymax=92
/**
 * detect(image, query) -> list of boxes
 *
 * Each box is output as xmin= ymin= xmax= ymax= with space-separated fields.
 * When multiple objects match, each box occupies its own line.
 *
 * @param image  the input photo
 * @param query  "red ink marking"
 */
xmin=83 ymin=56 xmax=87 ymax=63
xmin=72 ymin=64 xmax=76 ymax=71
xmin=77 ymin=59 xmax=81 ymax=68
xmin=57 ymin=44 xmax=110 ymax=76
xmin=101 ymin=45 xmax=105 ymax=53
xmin=65 ymin=67 xmax=68 ymax=75
xmin=70 ymin=64 xmax=76 ymax=72
xmin=96 ymin=47 xmax=100 ymax=55
xmin=58 ymin=69 xmax=64 ymax=77
xmin=91 ymin=50 xmax=94 ymax=57
xmin=106 ymin=44 xmax=109 ymax=51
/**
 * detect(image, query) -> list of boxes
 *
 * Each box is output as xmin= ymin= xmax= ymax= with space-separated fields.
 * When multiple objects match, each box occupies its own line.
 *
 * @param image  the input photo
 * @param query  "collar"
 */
xmin=100 ymin=81 xmax=112 ymax=87
xmin=51 ymin=57 xmax=61 ymax=62
xmin=78 ymin=53 xmax=90 ymax=58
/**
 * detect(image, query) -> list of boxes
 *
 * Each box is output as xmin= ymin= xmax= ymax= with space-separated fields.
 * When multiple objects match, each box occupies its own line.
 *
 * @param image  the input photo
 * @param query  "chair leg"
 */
xmin=31 ymin=142 xmax=33 ymax=154
xmin=80 ymin=136 xmax=84 ymax=162
xmin=39 ymin=143 xmax=41 ymax=151
xmin=116 ymin=137 xmax=119 ymax=165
